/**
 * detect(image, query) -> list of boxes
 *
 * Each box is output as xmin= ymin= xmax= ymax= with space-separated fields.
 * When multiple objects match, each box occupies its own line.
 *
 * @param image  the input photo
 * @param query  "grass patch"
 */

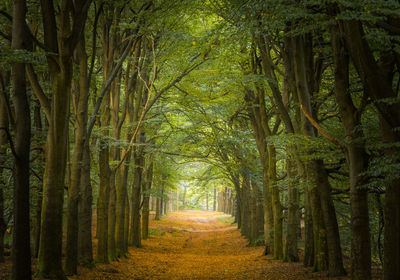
xmin=217 ymin=216 xmax=235 ymax=225
xmin=149 ymin=228 xmax=166 ymax=236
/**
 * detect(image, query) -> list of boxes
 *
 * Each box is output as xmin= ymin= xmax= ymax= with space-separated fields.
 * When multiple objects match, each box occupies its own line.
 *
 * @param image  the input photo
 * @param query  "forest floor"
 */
xmin=70 ymin=210 xmax=351 ymax=280
xmin=0 ymin=210 xmax=382 ymax=279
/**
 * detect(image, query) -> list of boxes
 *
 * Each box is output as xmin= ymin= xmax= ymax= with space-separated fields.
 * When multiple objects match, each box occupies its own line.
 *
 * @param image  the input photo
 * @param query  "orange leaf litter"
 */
xmin=69 ymin=210 xmax=351 ymax=280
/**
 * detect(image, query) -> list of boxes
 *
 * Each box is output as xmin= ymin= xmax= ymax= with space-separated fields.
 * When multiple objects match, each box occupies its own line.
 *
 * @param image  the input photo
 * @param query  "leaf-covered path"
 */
xmin=69 ymin=211 xmax=350 ymax=280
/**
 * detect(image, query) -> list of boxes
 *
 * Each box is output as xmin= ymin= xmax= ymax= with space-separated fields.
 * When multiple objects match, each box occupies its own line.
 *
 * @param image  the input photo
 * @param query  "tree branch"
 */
xmin=26 ymin=64 xmax=51 ymax=121
xmin=300 ymin=104 xmax=345 ymax=152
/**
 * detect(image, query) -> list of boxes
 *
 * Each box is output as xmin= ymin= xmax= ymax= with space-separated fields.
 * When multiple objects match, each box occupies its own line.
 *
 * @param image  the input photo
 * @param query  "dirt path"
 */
xmin=70 ymin=210 xmax=349 ymax=280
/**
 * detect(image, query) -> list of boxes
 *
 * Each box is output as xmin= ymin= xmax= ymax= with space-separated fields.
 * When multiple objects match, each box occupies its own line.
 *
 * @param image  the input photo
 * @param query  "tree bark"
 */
xmin=65 ymin=36 xmax=90 ymax=275
xmin=129 ymin=132 xmax=145 ymax=247
xmin=340 ymin=19 xmax=400 ymax=280
xmin=332 ymin=24 xmax=370 ymax=278
xmin=37 ymin=1 xmax=90 ymax=278
xmin=285 ymin=157 xmax=299 ymax=262
xmin=142 ymin=160 xmax=153 ymax=240
xmin=78 ymin=140 xmax=93 ymax=266
xmin=11 ymin=1 xmax=32 ymax=278
xmin=213 ymin=187 xmax=216 ymax=211
xmin=0 ymin=72 xmax=9 ymax=263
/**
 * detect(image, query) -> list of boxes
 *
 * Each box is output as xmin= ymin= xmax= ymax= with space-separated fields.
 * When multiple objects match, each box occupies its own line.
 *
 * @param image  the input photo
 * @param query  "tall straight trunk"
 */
xmin=108 ymin=170 xmax=117 ymax=261
xmin=65 ymin=37 xmax=89 ymax=275
xmin=123 ymin=195 xmax=130 ymax=252
xmin=108 ymin=74 xmax=121 ymax=261
xmin=285 ymin=157 xmax=299 ymax=262
xmin=213 ymin=187 xmax=216 ymax=211
xmin=268 ymin=146 xmax=283 ymax=259
xmin=244 ymin=87 xmax=273 ymax=255
xmin=115 ymin=86 xmax=135 ymax=256
xmin=98 ymin=6 xmax=120 ymax=262
xmin=231 ymin=175 xmax=242 ymax=229
xmin=11 ymin=1 xmax=31 ymax=278
xmin=292 ymin=35 xmax=329 ymax=271
xmin=155 ymin=197 xmax=161 ymax=220
xmin=226 ymin=190 xmax=231 ymax=214
xmin=115 ymin=74 xmax=136 ymax=256
xmin=241 ymin=176 xmax=251 ymax=239
xmin=331 ymin=26 xmax=367 ymax=278
xmin=115 ymin=160 xmax=129 ymax=256
xmin=382 ymin=152 xmax=400 ymax=280
xmin=182 ymin=186 xmax=187 ymax=210
xmin=340 ymin=19 xmax=400 ymax=280
xmin=176 ymin=190 xmax=179 ymax=211
xmin=96 ymin=88 xmax=111 ymax=262
xmin=262 ymin=169 xmax=273 ymax=255
xmin=37 ymin=1 xmax=90 ymax=277
xmin=129 ymin=134 xmax=145 ymax=247
xmin=32 ymin=103 xmax=42 ymax=259
xmin=78 ymin=141 xmax=93 ymax=266
xmin=37 ymin=35 xmax=72 ymax=280
xmin=0 ymin=72 xmax=9 ymax=263
xmin=223 ymin=187 xmax=228 ymax=213
xmin=250 ymin=181 xmax=258 ymax=244
xmin=161 ymin=188 xmax=165 ymax=216
xmin=205 ymin=193 xmax=208 ymax=211
xmin=0 ymin=188 xmax=5 ymax=263
xmin=142 ymin=160 xmax=153 ymax=240
xmin=76 ymin=35 xmax=93 ymax=266
xmin=315 ymin=161 xmax=345 ymax=276
xmin=303 ymin=188 xmax=314 ymax=267
xmin=306 ymin=164 xmax=328 ymax=271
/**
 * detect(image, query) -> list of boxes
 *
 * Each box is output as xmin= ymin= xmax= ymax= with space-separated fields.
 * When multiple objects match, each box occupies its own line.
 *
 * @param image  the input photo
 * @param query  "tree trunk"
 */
xmin=213 ymin=187 xmax=216 ymax=211
xmin=340 ymin=19 xmax=400 ymax=280
xmin=0 ymin=72 xmax=9 ymax=263
xmin=97 ymin=131 xmax=111 ymax=263
xmin=78 ymin=140 xmax=93 ymax=267
xmin=303 ymin=189 xmax=314 ymax=267
xmin=182 ymin=186 xmax=187 ymax=210
xmin=155 ymin=197 xmax=161 ymax=220
xmin=241 ymin=175 xmax=251 ymax=239
xmin=292 ymin=35 xmax=329 ymax=272
xmin=11 ymin=1 xmax=32 ymax=278
xmin=123 ymin=195 xmax=130 ymax=252
xmin=268 ymin=146 xmax=283 ymax=259
xmin=32 ymin=103 xmax=42 ymax=259
xmin=129 ymin=133 xmax=145 ymax=247
xmin=285 ymin=157 xmax=299 ymax=262
xmin=332 ymin=26 xmax=368 ymax=278
xmin=250 ymin=181 xmax=258 ymax=245
xmin=108 ymin=71 xmax=122 ymax=261
xmin=37 ymin=1 xmax=90 ymax=277
xmin=176 ymin=190 xmax=179 ymax=211
xmin=65 ymin=37 xmax=89 ymax=275
xmin=315 ymin=161 xmax=346 ymax=276
xmin=142 ymin=160 xmax=153 ymax=240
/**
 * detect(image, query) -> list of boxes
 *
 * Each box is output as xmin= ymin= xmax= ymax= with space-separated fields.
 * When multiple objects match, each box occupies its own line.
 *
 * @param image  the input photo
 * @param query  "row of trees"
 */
xmin=1 ymin=0 xmax=399 ymax=280
xmin=0 ymin=0 xmax=212 ymax=279
xmin=152 ymin=1 xmax=400 ymax=280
